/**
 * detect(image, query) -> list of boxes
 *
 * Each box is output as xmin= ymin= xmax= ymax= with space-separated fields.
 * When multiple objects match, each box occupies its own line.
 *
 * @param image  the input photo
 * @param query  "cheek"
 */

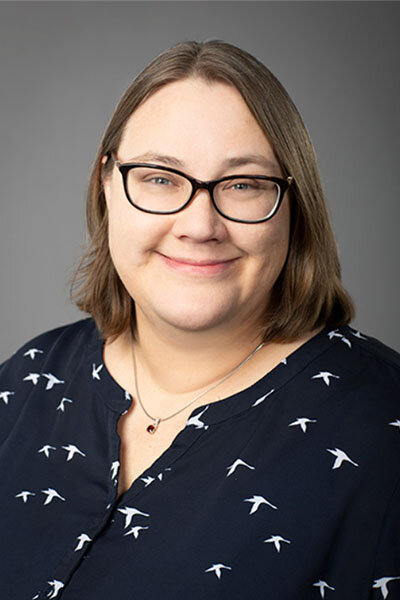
xmin=107 ymin=201 xmax=169 ymax=270
xmin=108 ymin=205 xmax=135 ymax=268
xmin=266 ymin=201 xmax=291 ymax=266
xmin=241 ymin=203 xmax=290 ymax=276
xmin=254 ymin=233 xmax=289 ymax=285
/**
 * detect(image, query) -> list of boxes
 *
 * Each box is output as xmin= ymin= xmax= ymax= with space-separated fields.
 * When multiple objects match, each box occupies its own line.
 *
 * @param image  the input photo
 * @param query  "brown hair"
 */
xmin=69 ymin=39 xmax=355 ymax=343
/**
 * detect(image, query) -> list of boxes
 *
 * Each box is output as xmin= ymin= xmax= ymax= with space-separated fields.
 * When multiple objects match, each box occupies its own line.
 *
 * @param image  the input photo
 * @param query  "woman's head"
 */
xmin=71 ymin=40 xmax=354 ymax=342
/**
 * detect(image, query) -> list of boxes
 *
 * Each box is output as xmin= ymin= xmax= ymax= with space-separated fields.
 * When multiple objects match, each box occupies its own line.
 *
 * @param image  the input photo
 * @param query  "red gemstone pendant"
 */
xmin=147 ymin=418 xmax=160 ymax=434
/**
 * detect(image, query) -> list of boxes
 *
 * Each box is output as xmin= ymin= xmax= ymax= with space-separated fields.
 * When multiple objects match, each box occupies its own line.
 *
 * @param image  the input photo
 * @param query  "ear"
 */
xmin=100 ymin=155 xmax=112 ymax=207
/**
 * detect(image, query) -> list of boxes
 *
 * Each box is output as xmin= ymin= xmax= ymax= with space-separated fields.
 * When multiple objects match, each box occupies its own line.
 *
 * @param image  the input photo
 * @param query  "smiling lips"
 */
xmin=157 ymin=252 xmax=239 ymax=274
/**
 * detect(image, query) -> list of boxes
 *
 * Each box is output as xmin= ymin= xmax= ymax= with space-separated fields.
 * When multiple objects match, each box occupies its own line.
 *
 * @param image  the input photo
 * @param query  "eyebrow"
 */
xmin=123 ymin=152 xmax=281 ymax=175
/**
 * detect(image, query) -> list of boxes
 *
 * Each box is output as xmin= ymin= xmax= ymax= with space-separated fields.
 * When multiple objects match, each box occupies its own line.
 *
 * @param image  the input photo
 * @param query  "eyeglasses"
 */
xmin=110 ymin=154 xmax=294 ymax=224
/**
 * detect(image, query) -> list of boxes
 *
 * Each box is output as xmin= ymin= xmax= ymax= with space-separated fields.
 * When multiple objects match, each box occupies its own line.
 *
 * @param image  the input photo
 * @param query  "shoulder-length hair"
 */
xmin=70 ymin=39 xmax=355 ymax=343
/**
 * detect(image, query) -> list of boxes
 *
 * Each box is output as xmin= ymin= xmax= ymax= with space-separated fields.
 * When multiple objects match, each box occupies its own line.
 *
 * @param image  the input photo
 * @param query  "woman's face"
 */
xmin=102 ymin=77 xmax=290 ymax=336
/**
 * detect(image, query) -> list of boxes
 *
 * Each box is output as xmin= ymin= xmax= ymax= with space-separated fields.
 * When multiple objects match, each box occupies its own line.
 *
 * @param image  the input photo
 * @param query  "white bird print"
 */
xmin=124 ymin=390 xmax=131 ymax=401
xmin=186 ymin=406 xmax=209 ymax=430
xmin=32 ymin=594 xmax=40 ymax=599
xmin=312 ymin=371 xmax=340 ymax=386
xmin=124 ymin=525 xmax=149 ymax=539
xmin=47 ymin=579 xmax=64 ymax=598
xmin=42 ymin=373 xmax=64 ymax=390
xmin=328 ymin=329 xmax=342 ymax=340
xmin=350 ymin=330 xmax=367 ymax=340
xmin=389 ymin=419 xmax=400 ymax=430
xmin=340 ymin=336 xmax=351 ymax=348
xmin=110 ymin=460 xmax=120 ymax=480
xmin=92 ymin=363 xmax=103 ymax=380
xmin=326 ymin=448 xmax=359 ymax=470
xmin=23 ymin=348 xmax=43 ymax=360
xmin=23 ymin=372 xmax=40 ymax=385
xmin=141 ymin=475 xmax=155 ymax=487
xmin=372 ymin=576 xmax=400 ymax=599
xmin=313 ymin=580 xmax=335 ymax=598
xmin=0 ymin=390 xmax=14 ymax=405
xmin=243 ymin=494 xmax=278 ymax=513
xmin=328 ymin=329 xmax=352 ymax=348
xmin=57 ymin=397 xmax=73 ymax=412
xmin=288 ymin=417 xmax=317 ymax=433
xmin=62 ymin=444 xmax=86 ymax=461
xmin=41 ymin=488 xmax=66 ymax=505
xmin=264 ymin=535 xmax=291 ymax=552
xmin=226 ymin=458 xmax=256 ymax=477
xmin=205 ymin=563 xmax=232 ymax=579
xmin=118 ymin=506 xmax=150 ymax=529
xmin=15 ymin=491 xmax=36 ymax=503
xmin=157 ymin=472 xmax=164 ymax=481
xmin=38 ymin=445 xmax=56 ymax=458
xmin=74 ymin=533 xmax=92 ymax=551
xmin=280 ymin=358 xmax=287 ymax=365
xmin=252 ymin=388 xmax=275 ymax=407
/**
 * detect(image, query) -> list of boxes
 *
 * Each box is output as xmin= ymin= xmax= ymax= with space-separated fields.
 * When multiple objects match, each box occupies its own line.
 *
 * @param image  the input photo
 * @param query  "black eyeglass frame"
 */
xmin=110 ymin=154 xmax=294 ymax=224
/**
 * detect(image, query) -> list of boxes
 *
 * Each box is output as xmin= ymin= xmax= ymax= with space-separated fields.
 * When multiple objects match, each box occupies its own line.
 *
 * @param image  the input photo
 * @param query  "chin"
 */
xmin=156 ymin=304 xmax=235 ymax=333
xmin=166 ymin=314 xmax=228 ymax=332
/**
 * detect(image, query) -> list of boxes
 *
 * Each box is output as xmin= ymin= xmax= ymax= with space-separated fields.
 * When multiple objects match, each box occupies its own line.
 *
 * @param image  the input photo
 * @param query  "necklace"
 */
xmin=130 ymin=331 xmax=265 ymax=434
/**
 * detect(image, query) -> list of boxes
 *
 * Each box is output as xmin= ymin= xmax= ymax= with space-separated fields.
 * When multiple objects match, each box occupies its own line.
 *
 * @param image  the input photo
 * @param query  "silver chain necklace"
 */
xmin=130 ymin=331 xmax=265 ymax=434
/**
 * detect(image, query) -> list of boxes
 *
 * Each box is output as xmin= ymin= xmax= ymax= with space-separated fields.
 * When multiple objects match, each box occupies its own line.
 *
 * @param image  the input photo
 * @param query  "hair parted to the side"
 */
xmin=69 ymin=39 xmax=355 ymax=343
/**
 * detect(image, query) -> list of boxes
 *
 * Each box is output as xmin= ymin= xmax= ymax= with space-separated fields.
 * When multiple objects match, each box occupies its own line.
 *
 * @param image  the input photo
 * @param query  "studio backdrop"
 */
xmin=0 ymin=0 xmax=399 ymax=360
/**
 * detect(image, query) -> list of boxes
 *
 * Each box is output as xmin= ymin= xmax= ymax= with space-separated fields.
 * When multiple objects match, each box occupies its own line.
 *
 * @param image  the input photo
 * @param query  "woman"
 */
xmin=0 ymin=40 xmax=399 ymax=600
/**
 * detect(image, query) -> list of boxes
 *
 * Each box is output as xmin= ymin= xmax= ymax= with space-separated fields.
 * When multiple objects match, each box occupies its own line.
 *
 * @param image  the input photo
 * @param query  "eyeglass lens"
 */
xmin=125 ymin=167 xmax=281 ymax=221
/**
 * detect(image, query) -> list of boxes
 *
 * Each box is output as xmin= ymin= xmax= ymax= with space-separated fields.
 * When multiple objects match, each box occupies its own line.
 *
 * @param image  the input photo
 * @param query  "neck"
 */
xmin=103 ymin=305 xmax=322 ymax=420
xmin=131 ymin=304 xmax=266 ymax=396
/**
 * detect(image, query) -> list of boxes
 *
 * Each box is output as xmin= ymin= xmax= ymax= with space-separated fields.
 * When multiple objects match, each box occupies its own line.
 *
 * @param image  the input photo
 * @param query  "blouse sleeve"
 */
xmin=0 ymin=362 xmax=17 ymax=447
xmin=0 ymin=319 xmax=92 ymax=447
xmin=370 ymin=475 xmax=400 ymax=599
xmin=0 ymin=336 xmax=48 ymax=447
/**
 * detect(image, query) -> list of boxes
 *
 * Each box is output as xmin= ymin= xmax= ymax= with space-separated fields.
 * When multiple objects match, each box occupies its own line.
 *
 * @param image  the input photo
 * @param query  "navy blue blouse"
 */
xmin=1 ymin=318 xmax=400 ymax=600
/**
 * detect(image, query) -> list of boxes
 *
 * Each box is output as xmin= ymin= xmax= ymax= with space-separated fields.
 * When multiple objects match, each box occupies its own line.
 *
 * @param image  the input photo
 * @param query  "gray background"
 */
xmin=0 ymin=0 xmax=399 ymax=361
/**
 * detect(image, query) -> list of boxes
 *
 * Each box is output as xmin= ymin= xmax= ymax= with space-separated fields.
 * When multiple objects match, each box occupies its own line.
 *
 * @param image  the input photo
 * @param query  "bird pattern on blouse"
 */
xmin=23 ymin=372 xmax=40 ymax=385
xmin=373 ymin=577 xmax=400 ymax=599
xmin=0 ymin=390 xmax=14 ymax=404
xmin=288 ymin=417 xmax=317 ymax=433
xmin=23 ymin=348 xmax=44 ymax=360
xmin=57 ymin=397 xmax=73 ymax=412
xmin=313 ymin=580 xmax=335 ymax=598
xmin=0 ymin=328 xmax=398 ymax=599
xmin=264 ymin=535 xmax=291 ymax=552
xmin=74 ymin=534 xmax=92 ymax=552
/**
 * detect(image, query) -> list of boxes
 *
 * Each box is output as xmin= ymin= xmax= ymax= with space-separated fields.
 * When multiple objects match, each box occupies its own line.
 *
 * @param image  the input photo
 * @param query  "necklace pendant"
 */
xmin=147 ymin=418 xmax=160 ymax=434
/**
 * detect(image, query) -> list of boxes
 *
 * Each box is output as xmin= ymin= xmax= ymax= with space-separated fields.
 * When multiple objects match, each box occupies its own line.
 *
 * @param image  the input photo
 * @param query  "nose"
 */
xmin=171 ymin=187 xmax=226 ymax=242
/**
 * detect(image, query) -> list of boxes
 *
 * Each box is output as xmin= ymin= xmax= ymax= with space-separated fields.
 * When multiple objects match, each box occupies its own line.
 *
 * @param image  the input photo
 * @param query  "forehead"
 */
xmin=118 ymin=78 xmax=280 ymax=175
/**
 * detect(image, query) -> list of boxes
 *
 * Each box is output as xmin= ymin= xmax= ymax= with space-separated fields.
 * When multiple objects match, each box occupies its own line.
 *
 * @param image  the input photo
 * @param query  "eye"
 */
xmin=147 ymin=176 xmax=173 ymax=186
xmin=231 ymin=182 xmax=254 ymax=191
xmin=225 ymin=180 xmax=259 ymax=191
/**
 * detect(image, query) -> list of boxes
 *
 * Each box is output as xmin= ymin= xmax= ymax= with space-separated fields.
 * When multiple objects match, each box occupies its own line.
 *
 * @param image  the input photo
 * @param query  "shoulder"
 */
xmin=343 ymin=325 xmax=400 ymax=368
xmin=303 ymin=325 xmax=400 ymax=438
xmin=0 ymin=317 xmax=100 ymax=382
xmin=338 ymin=325 xmax=400 ymax=385
xmin=318 ymin=324 xmax=400 ymax=427
xmin=326 ymin=325 xmax=400 ymax=391
xmin=0 ymin=317 xmax=101 ymax=444
xmin=305 ymin=326 xmax=400 ymax=486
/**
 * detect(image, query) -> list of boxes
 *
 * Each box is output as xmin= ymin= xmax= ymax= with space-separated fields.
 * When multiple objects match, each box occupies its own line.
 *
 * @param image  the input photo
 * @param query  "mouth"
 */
xmin=156 ymin=252 xmax=240 ymax=275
